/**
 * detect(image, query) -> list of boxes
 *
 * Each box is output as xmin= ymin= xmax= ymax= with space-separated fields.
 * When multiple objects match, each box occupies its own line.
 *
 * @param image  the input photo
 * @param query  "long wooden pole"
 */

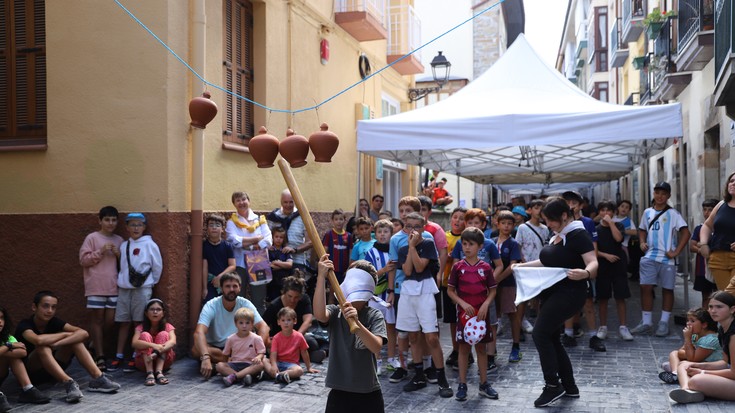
xmin=277 ymin=159 xmax=359 ymax=333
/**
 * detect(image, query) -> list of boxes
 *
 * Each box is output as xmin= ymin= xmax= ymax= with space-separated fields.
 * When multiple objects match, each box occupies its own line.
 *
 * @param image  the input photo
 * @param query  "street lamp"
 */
xmin=408 ymin=51 xmax=452 ymax=103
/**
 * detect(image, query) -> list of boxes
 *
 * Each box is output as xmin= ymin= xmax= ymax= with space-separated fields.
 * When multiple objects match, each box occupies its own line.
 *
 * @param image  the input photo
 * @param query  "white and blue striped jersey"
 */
xmin=639 ymin=207 xmax=687 ymax=264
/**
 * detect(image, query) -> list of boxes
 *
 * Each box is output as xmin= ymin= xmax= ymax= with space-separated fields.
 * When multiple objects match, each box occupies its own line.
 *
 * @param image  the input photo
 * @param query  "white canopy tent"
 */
xmin=356 ymin=34 xmax=683 ymax=185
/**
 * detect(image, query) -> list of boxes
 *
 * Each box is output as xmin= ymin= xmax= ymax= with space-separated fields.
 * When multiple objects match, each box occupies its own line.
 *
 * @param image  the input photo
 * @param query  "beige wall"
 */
xmin=0 ymin=0 xmax=415 ymax=215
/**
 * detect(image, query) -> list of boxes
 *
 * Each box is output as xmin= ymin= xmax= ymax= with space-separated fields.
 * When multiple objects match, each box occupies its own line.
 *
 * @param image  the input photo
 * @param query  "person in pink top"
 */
xmin=131 ymin=299 xmax=176 ymax=386
xmin=265 ymin=307 xmax=318 ymax=384
xmin=215 ymin=307 xmax=266 ymax=387
xmin=79 ymin=206 xmax=124 ymax=372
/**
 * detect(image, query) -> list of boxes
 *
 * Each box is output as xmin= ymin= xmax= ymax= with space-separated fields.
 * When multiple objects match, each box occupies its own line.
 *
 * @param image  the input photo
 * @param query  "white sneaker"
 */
xmin=522 ymin=318 xmax=534 ymax=333
xmin=389 ymin=358 xmax=402 ymax=370
xmin=596 ymin=326 xmax=608 ymax=340
xmin=619 ymin=326 xmax=634 ymax=341
xmin=376 ymin=359 xmax=383 ymax=376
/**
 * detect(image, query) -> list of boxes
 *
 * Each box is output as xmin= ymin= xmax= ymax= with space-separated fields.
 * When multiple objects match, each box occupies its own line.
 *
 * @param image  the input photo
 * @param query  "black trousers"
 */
xmin=325 ymin=389 xmax=384 ymax=413
xmin=532 ymin=286 xmax=586 ymax=386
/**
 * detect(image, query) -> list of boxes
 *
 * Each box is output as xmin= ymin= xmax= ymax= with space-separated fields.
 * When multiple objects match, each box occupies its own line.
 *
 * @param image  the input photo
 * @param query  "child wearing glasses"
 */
xmin=131 ymin=299 xmax=176 ymax=385
xmin=111 ymin=213 xmax=163 ymax=372
xmin=203 ymin=214 xmax=236 ymax=303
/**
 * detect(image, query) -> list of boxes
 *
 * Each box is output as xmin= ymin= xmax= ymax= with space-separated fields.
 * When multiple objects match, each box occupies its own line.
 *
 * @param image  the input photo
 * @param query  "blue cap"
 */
xmin=511 ymin=206 xmax=528 ymax=218
xmin=125 ymin=212 xmax=146 ymax=223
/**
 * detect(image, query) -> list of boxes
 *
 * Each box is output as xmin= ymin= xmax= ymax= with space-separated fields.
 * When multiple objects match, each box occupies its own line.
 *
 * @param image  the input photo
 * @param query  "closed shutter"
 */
xmin=223 ymin=0 xmax=254 ymax=146
xmin=0 ymin=0 xmax=46 ymax=147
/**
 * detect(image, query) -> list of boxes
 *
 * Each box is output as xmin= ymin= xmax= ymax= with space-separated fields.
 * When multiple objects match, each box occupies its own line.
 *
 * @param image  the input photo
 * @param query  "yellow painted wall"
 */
xmin=0 ymin=0 xmax=415 ymax=214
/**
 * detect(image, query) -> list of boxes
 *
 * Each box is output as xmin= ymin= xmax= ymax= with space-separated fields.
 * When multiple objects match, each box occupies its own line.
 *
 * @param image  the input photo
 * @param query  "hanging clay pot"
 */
xmin=189 ymin=92 xmax=218 ymax=129
xmin=279 ymin=128 xmax=310 ymax=168
xmin=309 ymin=123 xmax=339 ymax=162
xmin=249 ymin=126 xmax=280 ymax=168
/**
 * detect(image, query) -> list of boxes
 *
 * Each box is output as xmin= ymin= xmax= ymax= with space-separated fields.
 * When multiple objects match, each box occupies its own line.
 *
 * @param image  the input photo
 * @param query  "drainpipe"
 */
xmin=189 ymin=0 xmax=206 ymax=333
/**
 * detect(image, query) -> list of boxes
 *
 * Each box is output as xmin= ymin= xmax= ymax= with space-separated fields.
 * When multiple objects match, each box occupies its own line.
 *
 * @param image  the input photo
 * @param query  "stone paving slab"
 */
xmin=2 ymin=276 xmax=733 ymax=412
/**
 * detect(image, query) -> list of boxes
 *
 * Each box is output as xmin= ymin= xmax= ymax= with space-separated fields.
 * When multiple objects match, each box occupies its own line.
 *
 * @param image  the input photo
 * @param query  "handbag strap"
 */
xmin=522 ymin=223 xmax=546 ymax=246
xmin=126 ymin=242 xmax=150 ymax=276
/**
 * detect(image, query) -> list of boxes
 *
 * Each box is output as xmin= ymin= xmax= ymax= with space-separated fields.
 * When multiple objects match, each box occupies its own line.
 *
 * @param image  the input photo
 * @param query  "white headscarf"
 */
xmin=549 ymin=220 xmax=585 ymax=246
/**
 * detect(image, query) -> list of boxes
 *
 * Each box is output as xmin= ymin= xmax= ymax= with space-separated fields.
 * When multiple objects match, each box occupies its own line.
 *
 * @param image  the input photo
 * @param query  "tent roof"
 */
xmin=357 ymin=34 xmax=683 ymax=185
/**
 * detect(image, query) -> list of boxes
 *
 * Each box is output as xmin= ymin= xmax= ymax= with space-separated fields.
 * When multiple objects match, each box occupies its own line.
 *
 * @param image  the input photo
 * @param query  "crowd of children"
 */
xmin=4 ymin=182 xmax=735 ymax=411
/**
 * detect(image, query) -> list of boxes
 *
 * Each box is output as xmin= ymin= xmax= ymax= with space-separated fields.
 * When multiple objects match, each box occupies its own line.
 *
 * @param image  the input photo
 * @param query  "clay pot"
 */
xmin=249 ymin=126 xmax=280 ymax=168
xmin=189 ymin=92 xmax=218 ymax=129
xmin=279 ymin=128 xmax=310 ymax=168
xmin=309 ymin=123 xmax=339 ymax=162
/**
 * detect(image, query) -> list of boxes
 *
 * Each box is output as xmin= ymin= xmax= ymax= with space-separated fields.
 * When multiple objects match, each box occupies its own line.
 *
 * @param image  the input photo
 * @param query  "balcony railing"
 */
xmin=622 ymin=0 xmax=647 ymax=42
xmin=386 ymin=5 xmax=423 ymax=75
xmin=679 ymin=0 xmax=715 ymax=49
xmin=611 ymin=17 xmax=629 ymax=67
xmin=334 ymin=0 xmax=388 ymax=41
xmin=715 ymin=0 xmax=732 ymax=80
xmin=651 ymin=19 xmax=673 ymax=93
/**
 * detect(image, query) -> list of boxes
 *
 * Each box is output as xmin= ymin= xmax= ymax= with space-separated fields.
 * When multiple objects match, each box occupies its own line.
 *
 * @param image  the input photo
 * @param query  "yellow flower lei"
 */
xmin=230 ymin=213 xmax=266 ymax=232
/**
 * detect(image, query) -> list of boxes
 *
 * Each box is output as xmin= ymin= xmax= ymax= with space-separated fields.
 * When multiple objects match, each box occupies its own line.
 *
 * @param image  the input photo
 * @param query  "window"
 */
xmin=381 ymin=95 xmax=399 ymax=117
xmin=593 ymin=6 xmax=608 ymax=72
xmin=223 ymin=0 xmax=254 ymax=147
xmin=0 ymin=0 xmax=46 ymax=149
xmin=592 ymin=82 xmax=609 ymax=102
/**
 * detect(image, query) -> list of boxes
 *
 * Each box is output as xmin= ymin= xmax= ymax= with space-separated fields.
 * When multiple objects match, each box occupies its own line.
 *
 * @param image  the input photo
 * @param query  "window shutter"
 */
xmin=1 ymin=0 xmax=46 ymax=147
xmin=223 ymin=0 xmax=253 ymax=146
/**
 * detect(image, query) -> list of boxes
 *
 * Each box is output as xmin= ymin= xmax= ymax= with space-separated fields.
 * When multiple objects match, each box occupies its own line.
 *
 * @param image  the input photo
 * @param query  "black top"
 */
xmin=15 ymin=316 xmax=66 ymax=354
xmin=397 ymin=238 xmax=439 ymax=282
xmin=263 ymin=294 xmax=313 ymax=336
xmin=719 ymin=320 xmax=735 ymax=362
xmin=710 ymin=203 xmax=735 ymax=251
xmin=596 ymin=222 xmax=625 ymax=258
xmin=538 ymin=228 xmax=594 ymax=294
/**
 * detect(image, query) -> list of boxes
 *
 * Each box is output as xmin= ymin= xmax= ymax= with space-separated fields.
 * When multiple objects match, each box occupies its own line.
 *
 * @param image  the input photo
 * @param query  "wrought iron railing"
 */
xmin=623 ymin=0 xmax=647 ymax=36
xmin=651 ymin=19 xmax=673 ymax=93
xmin=679 ymin=0 xmax=715 ymax=51
xmin=715 ymin=0 xmax=732 ymax=80
xmin=611 ymin=17 xmax=624 ymax=55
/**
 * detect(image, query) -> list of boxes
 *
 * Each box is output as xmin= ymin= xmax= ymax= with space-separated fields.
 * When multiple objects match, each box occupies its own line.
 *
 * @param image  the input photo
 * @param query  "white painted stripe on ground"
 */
xmin=262 ymin=404 xmax=272 ymax=413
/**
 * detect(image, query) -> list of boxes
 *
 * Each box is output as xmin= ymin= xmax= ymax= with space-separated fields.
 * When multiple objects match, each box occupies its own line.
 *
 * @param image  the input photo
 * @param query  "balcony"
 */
xmin=622 ymin=0 xmax=647 ymax=42
xmin=675 ymin=0 xmax=715 ymax=71
xmin=650 ymin=20 xmax=692 ymax=102
xmin=610 ymin=17 xmax=629 ymax=67
xmin=334 ymin=0 xmax=388 ymax=42
xmin=386 ymin=5 xmax=423 ymax=75
xmin=713 ymin=0 xmax=735 ymax=116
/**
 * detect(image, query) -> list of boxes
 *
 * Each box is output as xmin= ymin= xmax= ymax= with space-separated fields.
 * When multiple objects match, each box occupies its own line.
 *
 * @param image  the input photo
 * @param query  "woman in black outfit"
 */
xmin=512 ymin=197 xmax=598 ymax=407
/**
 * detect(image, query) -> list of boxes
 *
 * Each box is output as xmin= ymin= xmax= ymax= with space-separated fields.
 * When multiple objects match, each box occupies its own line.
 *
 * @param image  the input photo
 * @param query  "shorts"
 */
xmin=496 ymin=286 xmax=517 ymax=314
xmin=115 ymin=287 xmax=153 ymax=322
xmin=639 ymin=257 xmax=676 ymax=290
xmin=393 ymin=294 xmax=401 ymax=319
xmin=441 ymin=287 xmax=457 ymax=324
xmin=693 ymin=274 xmax=718 ymax=293
xmin=395 ymin=294 xmax=439 ymax=334
xmin=435 ymin=291 xmax=442 ymax=319
xmin=368 ymin=298 xmax=396 ymax=324
xmin=276 ymin=361 xmax=300 ymax=371
xmin=596 ymin=260 xmax=631 ymax=300
xmin=228 ymin=361 xmax=252 ymax=372
xmin=86 ymin=295 xmax=118 ymax=309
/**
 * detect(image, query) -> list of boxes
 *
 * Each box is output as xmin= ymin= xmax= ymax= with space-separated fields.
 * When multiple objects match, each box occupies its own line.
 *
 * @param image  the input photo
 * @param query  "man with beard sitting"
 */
xmin=192 ymin=273 xmax=270 ymax=378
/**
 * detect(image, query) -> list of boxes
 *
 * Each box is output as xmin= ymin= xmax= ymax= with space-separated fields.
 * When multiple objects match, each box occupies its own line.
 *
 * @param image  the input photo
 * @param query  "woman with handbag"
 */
xmin=226 ymin=191 xmax=273 ymax=272
xmin=698 ymin=172 xmax=735 ymax=295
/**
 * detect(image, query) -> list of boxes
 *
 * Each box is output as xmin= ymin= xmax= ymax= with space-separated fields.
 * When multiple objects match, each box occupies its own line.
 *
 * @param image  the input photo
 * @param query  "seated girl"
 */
xmin=659 ymin=307 xmax=722 ymax=384
xmin=131 ymin=299 xmax=176 ymax=386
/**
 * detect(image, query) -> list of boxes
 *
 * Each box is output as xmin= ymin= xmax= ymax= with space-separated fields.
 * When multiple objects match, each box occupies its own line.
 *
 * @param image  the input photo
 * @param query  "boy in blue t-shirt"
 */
xmin=202 ymin=214 xmax=236 ymax=303
xmin=350 ymin=216 xmax=375 ymax=263
xmin=492 ymin=211 xmax=523 ymax=363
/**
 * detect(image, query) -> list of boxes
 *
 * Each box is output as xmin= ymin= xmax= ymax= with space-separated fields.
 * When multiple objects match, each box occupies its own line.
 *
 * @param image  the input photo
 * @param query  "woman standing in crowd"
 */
xmin=346 ymin=199 xmax=371 ymax=235
xmin=511 ymin=197 xmax=598 ymax=407
xmin=227 ymin=191 xmax=273 ymax=268
xmin=669 ymin=291 xmax=735 ymax=404
xmin=698 ymin=172 xmax=735 ymax=295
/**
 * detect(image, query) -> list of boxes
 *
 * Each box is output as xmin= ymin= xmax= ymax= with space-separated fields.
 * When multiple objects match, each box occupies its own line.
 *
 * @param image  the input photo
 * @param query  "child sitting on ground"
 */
xmin=215 ymin=307 xmax=266 ymax=387
xmin=79 ymin=205 xmax=124 ymax=371
xmin=658 ymin=307 xmax=722 ymax=384
xmin=447 ymin=227 xmax=499 ymax=401
xmin=0 ymin=306 xmax=50 ymax=409
xmin=131 ymin=299 xmax=176 ymax=386
xmin=265 ymin=307 xmax=318 ymax=384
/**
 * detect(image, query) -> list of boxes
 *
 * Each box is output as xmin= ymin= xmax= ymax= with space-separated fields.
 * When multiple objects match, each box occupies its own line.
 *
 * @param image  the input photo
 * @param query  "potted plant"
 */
xmin=643 ymin=7 xmax=677 ymax=40
xmin=632 ymin=55 xmax=648 ymax=70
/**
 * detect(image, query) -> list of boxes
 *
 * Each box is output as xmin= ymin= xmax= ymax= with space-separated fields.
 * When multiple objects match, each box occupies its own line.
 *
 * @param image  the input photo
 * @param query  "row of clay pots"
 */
xmin=249 ymin=123 xmax=339 ymax=168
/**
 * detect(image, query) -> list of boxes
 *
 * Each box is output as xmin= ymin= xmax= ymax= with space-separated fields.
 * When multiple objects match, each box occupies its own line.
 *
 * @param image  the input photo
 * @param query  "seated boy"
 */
xmin=265 ymin=307 xmax=318 ymax=383
xmin=15 ymin=291 xmax=121 ymax=403
xmin=215 ymin=308 xmax=266 ymax=387
xmin=432 ymin=178 xmax=454 ymax=208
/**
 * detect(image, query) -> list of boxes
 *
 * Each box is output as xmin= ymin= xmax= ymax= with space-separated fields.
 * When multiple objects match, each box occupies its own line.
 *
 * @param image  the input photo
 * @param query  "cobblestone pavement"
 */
xmin=2 ymin=276 xmax=732 ymax=412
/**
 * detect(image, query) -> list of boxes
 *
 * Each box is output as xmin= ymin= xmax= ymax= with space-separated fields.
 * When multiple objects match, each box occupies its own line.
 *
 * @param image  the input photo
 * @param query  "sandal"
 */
xmin=658 ymin=371 xmax=678 ymax=384
xmin=145 ymin=371 xmax=155 ymax=386
xmin=154 ymin=370 xmax=169 ymax=385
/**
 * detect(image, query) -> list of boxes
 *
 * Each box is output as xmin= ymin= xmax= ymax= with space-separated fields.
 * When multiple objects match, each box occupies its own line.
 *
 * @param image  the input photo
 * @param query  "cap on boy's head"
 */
xmin=561 ymin=191 xmax=583 ymax=203
xmin=126 ymin=212 xmax=146 ymax=223
xmin=653 ymin=181 xmax=671 ymax=193
xmin=511 ymin=206 xmax=528 ymax=218
xmin=339 ymin=268 xmax=376 ymax=303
